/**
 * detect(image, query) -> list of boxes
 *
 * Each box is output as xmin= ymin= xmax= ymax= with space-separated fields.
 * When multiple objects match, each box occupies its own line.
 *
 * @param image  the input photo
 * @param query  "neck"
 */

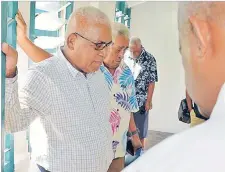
xmin=103 ymin=62 xmax=117 ymax=75
xmin=61 ymin=46 xmax=87 ymax=75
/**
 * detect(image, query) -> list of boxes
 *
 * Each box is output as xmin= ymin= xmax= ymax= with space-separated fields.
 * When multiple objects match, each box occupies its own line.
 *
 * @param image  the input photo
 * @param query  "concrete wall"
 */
xmin=14 ymin=2 xmax=31 ymax=172
xmin=74 ymin=1 xmax=116 ymax=22
xmin=130 ymin=1 xmax=189 ymax=133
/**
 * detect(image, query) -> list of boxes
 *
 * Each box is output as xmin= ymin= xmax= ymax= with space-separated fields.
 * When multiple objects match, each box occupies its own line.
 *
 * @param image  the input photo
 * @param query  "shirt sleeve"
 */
xmin=5 ymin=68 xmax=52 ymax=133
xmin=147 ymin=56 xmax=158 ymax=84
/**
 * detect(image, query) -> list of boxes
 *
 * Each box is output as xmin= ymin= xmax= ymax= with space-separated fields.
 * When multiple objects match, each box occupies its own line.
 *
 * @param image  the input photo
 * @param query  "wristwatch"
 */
xmin=127 ymin=129 xmax=139 ymax=137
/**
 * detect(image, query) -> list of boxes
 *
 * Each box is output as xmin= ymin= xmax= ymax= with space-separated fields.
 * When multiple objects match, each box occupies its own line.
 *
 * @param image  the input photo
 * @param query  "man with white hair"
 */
xmin=123 ymin=2 xmax=225 ymax=172
xmin=124 ymin=37 xmax=158 ymax=149
xmin=16 ymin=11 xmax=143 ymax=171
xmin=3 ymin=6 xmax=113 ymax=172
xmin=102 ymin=22 xmax=143 ymax=172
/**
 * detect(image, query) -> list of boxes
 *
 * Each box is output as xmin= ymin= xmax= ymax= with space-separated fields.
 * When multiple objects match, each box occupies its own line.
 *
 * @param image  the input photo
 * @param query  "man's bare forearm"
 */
xmin=18 ymin=37 xmax=52 ymax=62
xmin=129 ymin=113 xmax=142 ymax=148
xmin=129 ymin=113 xmax=137 ymax=132
xmin=146 ymin=82 xmax=155 ymax=103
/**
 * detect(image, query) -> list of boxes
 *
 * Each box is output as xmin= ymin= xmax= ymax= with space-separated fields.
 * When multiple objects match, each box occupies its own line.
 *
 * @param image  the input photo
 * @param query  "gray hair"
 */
xmin=111 ymin=22 xmax=130 ymax=42
xmin=129 ymin=36 xmax=142 ymax=46
xmin=65 ymin=6 xmax=111 ymax=40
xmin=75 ymin=6 xmax=111 ymax=26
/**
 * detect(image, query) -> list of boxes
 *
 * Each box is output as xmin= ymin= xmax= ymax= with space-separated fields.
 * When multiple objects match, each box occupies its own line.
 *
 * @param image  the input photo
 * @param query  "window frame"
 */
xmin=30 ymin=1 xmax=74 ymax=55
xmin=115 ymin=1 xmax=131 ymax=28
xmin=1 ymin=2 xmax=18 ymax=172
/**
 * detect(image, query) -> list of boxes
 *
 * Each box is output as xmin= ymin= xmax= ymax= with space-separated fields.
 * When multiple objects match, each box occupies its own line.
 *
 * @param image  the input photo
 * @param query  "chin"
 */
xmin=113 ymin=62 xmax=120 ymax=68
xmin=91 ymin=67 xmax=101 ymax=73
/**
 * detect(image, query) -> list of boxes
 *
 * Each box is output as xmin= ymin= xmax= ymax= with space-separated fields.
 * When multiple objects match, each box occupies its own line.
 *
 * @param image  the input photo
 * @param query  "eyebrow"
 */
xmin=117 ymin=45 xmax=128 ymax=49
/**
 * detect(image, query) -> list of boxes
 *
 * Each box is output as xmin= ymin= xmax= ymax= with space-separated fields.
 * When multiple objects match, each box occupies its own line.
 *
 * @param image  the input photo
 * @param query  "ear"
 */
xmin=67 ymin=33 xmax=77 ymax=50
xmin=189 ymin=16 xmax=211 ymax=58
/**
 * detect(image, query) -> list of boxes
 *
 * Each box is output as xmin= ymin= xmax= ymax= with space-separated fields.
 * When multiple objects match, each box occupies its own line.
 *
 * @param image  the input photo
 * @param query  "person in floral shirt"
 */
xmin=124 ymin=37 xmax=158 ymax=149
xmin=101 ymin=23 xmax=142 ymax=172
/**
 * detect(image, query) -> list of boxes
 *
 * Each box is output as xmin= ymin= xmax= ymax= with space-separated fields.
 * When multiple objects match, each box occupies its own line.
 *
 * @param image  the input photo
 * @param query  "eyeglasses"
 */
xmin=73 ymin=32 xmax=112 ymax=50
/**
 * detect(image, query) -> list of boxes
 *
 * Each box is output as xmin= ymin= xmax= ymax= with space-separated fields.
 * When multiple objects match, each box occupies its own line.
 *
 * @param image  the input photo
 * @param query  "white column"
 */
xmin=73 ymin=1 xmax=91 ymax=11
xmin=73 ymin=2 xmax=116 ymax=22
xmin=15 ymin=2 xmax=30 ymax=172
xmin=98 ymin=2 xmax=116 ymax=22
xmin=89 ymin=1 xmax=100 ymax=8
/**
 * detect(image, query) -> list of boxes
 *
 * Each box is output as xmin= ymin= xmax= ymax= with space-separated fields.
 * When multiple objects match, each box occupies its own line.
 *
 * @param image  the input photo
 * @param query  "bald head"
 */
xmin=178 ymin=2 xmax=225 ymax=34
xmin=178 ymin=2 xmax=225 ymax=117
xmin=65 ymin=6 xmax=111 ymax=41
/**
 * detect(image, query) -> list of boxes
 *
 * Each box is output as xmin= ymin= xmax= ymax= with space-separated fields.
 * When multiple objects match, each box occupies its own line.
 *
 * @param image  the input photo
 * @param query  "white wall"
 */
xmin=130 ymin=1 xmax=189 ymax=133
xmin=98 ymin=2 xmax=116 ymax=22
xmin=14 ymin=2 xmax=31 ymax=172
xmin=74 ymin=1 xmax=115 ymax=22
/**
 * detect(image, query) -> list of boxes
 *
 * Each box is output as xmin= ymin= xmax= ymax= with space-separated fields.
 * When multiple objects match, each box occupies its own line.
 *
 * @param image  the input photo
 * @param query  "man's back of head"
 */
xmin=178 ymin=2 xmax=225 ymax=117
xmin=122 ymin=2 xmax=225 ymax=172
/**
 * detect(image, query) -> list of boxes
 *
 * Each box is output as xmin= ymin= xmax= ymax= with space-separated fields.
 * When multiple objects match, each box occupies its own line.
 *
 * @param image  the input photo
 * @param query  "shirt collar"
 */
xmin=57 ymin=47 xmax=96 ymax=79
xmin=101 ymin=62 xmax=123 ymax=74
xmin=139 ymin=47 xmax=145 ymax=57
xmin=210 ymin=83 xmax=225 ymax=121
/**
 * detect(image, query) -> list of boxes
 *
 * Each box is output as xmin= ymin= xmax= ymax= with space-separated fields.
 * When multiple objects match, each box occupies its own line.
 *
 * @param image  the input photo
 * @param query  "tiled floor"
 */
xmin=145 ymin=130 xmax=173 ymax=150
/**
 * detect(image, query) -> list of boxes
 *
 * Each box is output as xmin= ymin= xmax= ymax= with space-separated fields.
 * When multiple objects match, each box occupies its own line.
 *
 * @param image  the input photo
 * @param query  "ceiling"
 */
xmin=126 ymin=1 xmax=147 ymax=8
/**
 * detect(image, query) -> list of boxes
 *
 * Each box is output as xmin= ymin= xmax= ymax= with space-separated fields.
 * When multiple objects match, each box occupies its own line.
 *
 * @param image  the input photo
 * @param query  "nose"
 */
xmin=98 ymin=47 xmax=108 ymax=59
xmin=99 ymin=47 xmax=105 ymax=55
xmin=118 ymin=49 xmax=126 ymax=59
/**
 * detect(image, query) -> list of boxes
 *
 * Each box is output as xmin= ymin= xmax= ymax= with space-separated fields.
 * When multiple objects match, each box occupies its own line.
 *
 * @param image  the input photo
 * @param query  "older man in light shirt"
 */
xmin=2 ymin=6 xmax=113 ymax=172
xmin=123 ymin=2 xmax=225 ymax=172
xmin=16 ymin=12 xmax=143 ymax=171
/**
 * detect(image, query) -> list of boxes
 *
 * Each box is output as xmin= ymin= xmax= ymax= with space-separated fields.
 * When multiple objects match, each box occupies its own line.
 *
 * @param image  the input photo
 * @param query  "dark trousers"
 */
xmin=37 ymin=164 xmax=50 ymax=172
xmin=133 ymin=107 xmax=149 ymax=139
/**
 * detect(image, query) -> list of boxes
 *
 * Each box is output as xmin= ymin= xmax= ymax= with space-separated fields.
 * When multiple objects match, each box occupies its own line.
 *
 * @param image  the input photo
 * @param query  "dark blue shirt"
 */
xmin=125 ymin=48 xmax=158 ymax=107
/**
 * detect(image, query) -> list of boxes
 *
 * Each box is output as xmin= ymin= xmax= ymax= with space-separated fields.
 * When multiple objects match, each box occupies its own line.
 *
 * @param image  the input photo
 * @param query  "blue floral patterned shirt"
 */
xmin=100 ymin=62 xmax=139 ymax=158
xmin=124 ymin=48 xmax=158 ymax=108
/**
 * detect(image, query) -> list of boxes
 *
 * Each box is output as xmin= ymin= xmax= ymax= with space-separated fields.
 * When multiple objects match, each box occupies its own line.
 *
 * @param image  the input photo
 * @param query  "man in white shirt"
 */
xmin=15 ymin=11 xmax=143 ymax=171
xmin=2 ymin=6 xmax=113 ymax=172
xmin=123 ymin=2 xmax=225 ymax=172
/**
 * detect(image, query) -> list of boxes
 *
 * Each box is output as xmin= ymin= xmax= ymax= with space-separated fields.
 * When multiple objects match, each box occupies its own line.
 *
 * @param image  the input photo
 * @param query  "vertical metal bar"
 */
xmin=114 ymin=2 xmax=117 ymax=22
xmin=127 ymin=8 xmax=131 ymax=28
xmin=1 ymin=2 xmax=8 ymax=172
xmin=66 ymin=2 xmax=73 ymax=20
xmin=6 ymin=2 xmax=18 ymax=171
xmin=7 ymin=1 xmax=18 ymax=49
xmin=29 ymin=2 xmax=36 ymax=42
xmin=120 ymin=1 xmax=125 ymax=24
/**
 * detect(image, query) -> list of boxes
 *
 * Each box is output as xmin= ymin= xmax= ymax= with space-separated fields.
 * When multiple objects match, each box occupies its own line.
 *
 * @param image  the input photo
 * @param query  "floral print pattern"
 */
xmin=100 ymin=63 xmax=139 ymax=158
xmin=125 ymin=48 xmax=158 ymax=107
